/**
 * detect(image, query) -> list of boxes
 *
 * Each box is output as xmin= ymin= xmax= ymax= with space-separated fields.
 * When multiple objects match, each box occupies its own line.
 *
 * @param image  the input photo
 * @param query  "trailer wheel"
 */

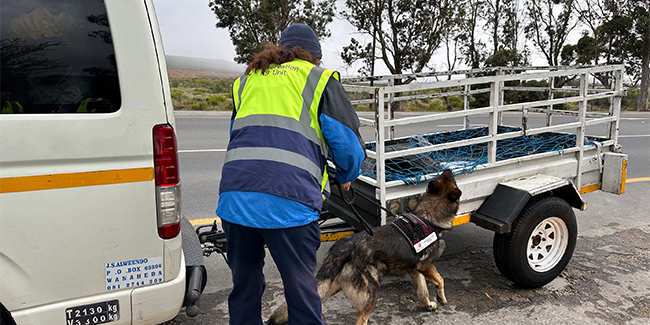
xmin=493 ymin=195 xmax=577 ymax=288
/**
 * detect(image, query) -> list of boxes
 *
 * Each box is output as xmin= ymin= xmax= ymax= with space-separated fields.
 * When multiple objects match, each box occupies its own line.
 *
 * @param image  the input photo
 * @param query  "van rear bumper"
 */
xmin=131 ymin=257 xmax=186 ymax=324
xmin=9 ymin=258 xmax=185 ymax=325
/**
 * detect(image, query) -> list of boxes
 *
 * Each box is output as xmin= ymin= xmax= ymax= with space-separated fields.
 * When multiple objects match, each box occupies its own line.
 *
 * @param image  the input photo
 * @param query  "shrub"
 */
xmin=425 ymin=99 xmax=446 ymax=111
xmin=589 ymin=97 xmax=610 ymax=111
xmin=622 ymin=87 xmax=639 ymax=111
xmin=207 ymin=94 xmax=228 ymax=106
xmin=195 ymin=79 xmax=211 ymax=87
xmin=170 ymin=88 xmax=184 ymax=100
xmin=190 ymin=100 xmax=207 ymax=111
xmin=449 ymin=96 xmax=464 ymax=109
xmin=169 ymin=79 xmax=182 ymax=88
xmin=210 ymin=78 xmax=235 ymax=93
xmin=192 ymin=87 xmax=210 ymax=95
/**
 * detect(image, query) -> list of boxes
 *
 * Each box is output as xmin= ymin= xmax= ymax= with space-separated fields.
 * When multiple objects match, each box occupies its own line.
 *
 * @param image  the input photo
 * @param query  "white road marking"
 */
xmin=178 ymin=149 xmax=227 ymax=153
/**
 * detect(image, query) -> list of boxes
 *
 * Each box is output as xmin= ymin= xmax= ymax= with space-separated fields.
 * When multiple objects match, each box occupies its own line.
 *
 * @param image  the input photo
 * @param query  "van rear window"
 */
xmin=1 ymin=0 xmax=121 ymax=114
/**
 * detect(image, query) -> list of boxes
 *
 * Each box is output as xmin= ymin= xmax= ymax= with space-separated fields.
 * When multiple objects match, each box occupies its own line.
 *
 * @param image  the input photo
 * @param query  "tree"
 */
xmin=85 ymin=13 xmax=117 ymax=77
xmin=632 ymin=3 xmax=649 ymax=111
xmin=525 ymin=0 xmax=579 ymax=66
xmin=563 ymin=0 xmax=627 ymax=88
xmin=209 ymin=0 xmax=335 ymax=64
xmin=561 ymin=33 xmax=598 ymax=65
xmin=500 ymin=0 xmax=525 ymax=52
xmin=573 ymin=0 xmax=616 ymax=43
xmin=439 ymin=1 xmax=467 ymax=110
xmin=484 ymin=0 xmax=503 ymax=56
xmin=441 ymin=2 xmax=465 ymax=73
xmin=458 ymin=0 xmax=487 ymax=69
xmin=485 ymin=48 xmax=530 ymax=67
xmin=340 ymin=0 xmax=456 ymax=80
xmin=0 ymin=38 xmax=63 ymax=76
xmin=484 ymin=0 xmax=530 ymax=66
xmin=565 ymin=0 xmax=649 ymax=110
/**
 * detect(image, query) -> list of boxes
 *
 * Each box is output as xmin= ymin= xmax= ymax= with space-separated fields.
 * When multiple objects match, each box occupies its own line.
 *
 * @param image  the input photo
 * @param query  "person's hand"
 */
xmin=339 ymin=182 xmax=351 ymax=191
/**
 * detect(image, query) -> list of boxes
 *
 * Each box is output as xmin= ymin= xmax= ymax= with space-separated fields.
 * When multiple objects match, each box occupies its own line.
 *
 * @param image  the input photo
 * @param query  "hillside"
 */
xmin=165 ymin=55 xmax=244 ymax=78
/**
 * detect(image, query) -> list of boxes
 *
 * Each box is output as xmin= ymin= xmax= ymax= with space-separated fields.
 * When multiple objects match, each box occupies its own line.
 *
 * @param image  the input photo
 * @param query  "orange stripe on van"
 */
xmin=0 ymin=168 xmax=154 ymax=194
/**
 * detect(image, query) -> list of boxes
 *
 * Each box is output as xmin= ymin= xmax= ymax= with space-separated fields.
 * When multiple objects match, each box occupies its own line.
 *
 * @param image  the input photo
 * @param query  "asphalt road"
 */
xmin=166 ymin=111 xmax=650 ymax=325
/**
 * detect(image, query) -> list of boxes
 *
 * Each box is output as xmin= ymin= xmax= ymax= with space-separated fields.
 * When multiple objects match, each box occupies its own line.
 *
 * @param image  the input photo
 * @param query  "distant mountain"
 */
xmin=165 ymin=55 xmax=244 ymax=77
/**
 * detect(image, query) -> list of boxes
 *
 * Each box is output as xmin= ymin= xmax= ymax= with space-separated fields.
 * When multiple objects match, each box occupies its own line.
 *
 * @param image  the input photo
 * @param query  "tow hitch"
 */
xmin=197 ymin=221 xmax=229 ymax=263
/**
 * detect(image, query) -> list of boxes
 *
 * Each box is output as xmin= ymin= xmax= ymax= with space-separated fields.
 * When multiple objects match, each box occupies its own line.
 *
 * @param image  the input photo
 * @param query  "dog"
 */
xmin=268 ymin=169 xmax=462 ymax=325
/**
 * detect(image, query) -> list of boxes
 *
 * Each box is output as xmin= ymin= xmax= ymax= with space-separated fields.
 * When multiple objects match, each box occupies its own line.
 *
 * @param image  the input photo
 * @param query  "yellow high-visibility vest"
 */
xmin=222 ymin=59 xmax=339 ymax=209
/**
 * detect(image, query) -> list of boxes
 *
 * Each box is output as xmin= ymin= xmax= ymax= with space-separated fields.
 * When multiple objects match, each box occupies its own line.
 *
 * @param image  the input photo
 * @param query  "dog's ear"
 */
xmin=447 ymin=187 xmax=462 ymax=202
xmin=428 ymin=179 xmax=441 ymax=194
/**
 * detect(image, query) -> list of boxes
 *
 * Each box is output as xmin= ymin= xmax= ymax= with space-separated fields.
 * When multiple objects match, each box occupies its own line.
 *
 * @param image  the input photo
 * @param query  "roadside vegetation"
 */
xmin=171 ymin=76 xmax=641 ymax=112
xmin=170 ymin=77 xmax=235 ymax=111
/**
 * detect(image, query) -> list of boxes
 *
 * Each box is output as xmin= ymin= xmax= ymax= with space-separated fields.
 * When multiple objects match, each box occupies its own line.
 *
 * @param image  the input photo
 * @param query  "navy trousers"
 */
xmin=222 ymin=219 xmax=324 ymax=325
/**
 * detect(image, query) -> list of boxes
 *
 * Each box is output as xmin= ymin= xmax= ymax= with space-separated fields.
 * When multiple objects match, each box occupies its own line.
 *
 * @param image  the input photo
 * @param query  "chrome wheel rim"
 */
xmin=527 ymin=217 xmax=569 ymax=272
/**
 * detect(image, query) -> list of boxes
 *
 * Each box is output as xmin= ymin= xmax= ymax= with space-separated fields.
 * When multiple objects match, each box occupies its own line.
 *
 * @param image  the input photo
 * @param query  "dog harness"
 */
xmin=392 ymin=213 xmax=443 ymax=253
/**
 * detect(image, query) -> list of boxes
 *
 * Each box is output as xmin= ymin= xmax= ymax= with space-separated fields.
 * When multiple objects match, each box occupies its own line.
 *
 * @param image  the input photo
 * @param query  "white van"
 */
xmin=0 ymin=0 xmax=201 ymax=324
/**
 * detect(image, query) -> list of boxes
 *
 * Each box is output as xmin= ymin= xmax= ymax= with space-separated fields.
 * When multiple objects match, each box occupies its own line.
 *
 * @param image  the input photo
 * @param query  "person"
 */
xmin=55 ymin=84 xmax=113 ymax=113
xmin=216 ymin=23 xmax=366 ymax=325
xmin=1 ymin=84 xmax=24 ymax=114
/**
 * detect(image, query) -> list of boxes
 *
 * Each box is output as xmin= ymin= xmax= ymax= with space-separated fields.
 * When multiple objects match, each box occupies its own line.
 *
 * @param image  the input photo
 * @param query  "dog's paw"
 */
xmin=425 ymin=301 xmax=438 ymax=311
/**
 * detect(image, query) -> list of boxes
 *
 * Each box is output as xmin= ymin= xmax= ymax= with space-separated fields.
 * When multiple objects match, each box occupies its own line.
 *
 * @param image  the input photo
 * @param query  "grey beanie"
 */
xmin=279 ymin=23 xmax=322 ymax=60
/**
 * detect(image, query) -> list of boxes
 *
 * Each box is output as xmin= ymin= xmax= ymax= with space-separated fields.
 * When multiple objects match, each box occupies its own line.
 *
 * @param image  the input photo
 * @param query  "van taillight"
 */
xmin=153 ymin=124 xmax=181 ymax=239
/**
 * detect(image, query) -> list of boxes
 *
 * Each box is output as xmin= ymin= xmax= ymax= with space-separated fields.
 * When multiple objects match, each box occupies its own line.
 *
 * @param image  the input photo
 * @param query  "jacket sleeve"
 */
xmin=318 ymin=74 xmax=366 ymax=184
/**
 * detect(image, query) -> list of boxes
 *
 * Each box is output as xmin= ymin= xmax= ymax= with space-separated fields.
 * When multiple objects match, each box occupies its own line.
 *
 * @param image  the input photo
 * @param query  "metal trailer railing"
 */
xmin=326 ymin=65 xmax=626 ymax=228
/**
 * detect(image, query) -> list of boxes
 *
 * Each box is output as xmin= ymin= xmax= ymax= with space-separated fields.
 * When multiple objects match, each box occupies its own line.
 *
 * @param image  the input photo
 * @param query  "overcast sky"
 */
xmin=151 ymin=0 xmax=583 ymax=75
xmin=151 ymin=0 xmax=369 ymax=74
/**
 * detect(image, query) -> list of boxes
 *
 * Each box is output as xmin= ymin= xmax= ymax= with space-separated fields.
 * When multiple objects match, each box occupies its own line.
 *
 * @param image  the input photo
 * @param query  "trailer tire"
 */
xmin=493 ymin=195 xmax=577 ymax=288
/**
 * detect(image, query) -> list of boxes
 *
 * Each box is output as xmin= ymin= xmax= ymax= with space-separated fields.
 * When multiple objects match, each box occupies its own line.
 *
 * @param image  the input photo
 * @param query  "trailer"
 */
xmin=320 ymin=65 xmax=628 ymax=288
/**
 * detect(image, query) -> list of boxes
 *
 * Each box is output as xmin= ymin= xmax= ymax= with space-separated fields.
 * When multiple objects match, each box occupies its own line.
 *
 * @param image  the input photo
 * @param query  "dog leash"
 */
xmin=334 ymin=182 xmax=414 ymax=236
xmin=346 ymin=185 xmax=400 ymax=221
xmin=334 ymin=183 xmax=375 ymax=236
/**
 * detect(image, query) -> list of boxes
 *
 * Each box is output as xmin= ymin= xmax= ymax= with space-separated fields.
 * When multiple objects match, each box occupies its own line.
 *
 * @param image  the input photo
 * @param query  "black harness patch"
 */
xmin=392 ymin=213 xmax=443 ymax=253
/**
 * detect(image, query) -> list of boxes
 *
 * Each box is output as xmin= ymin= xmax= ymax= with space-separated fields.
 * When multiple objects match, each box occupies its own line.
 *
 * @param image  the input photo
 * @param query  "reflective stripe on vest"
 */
xmin=224 ymin=60 xmax=337 ymax=208
xmin=231 ymin=114 xmax=329 ymax=158
xmin=225 ymin=147 xmax=323 ymax=183
xmin=233 ymin=74 xmax=247 ymax=113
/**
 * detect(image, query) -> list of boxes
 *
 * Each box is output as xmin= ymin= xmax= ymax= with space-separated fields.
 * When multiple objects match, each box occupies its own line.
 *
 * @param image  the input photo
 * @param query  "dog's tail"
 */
xmin=315 ymin=234 xmax=356 ymax=283
xmin=266 ymin=235 xmax=358 ymax=325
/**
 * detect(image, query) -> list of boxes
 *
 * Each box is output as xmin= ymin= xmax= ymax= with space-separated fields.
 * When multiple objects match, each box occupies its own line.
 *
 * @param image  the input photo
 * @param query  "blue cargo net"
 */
xmin=361 ymin=126 xmax=580 ymax=185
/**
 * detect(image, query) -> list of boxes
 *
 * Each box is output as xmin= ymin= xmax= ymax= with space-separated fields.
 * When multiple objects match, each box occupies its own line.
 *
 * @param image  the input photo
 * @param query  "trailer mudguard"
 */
xmin=471 ymin=174 xmax=585 ymax=234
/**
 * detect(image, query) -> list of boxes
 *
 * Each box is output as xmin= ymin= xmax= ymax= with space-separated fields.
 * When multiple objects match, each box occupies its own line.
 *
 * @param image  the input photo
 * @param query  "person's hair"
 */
xmin=245 ymin=43 xmax=320 ymax=75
